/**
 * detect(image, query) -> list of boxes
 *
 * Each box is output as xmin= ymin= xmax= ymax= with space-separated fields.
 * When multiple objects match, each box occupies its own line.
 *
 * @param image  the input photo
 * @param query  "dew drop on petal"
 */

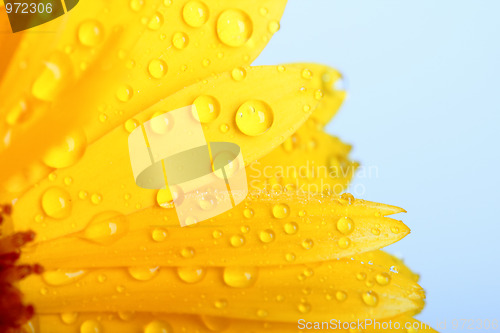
xmin=144 ymin=320 xmax=172 ymax=333
xmin=231 ymin=67 xmax=246 ymax=81
xmin=43 ymin=269 xmax=86 ymax=286
xmin=223 ymin=267 xmax=258 ymax=288
xmin=81 ymin=211 xmax=129 ymax=245
xmin=148 ymin=59 xmax=168 ymax=79
xmin=361 ymin=291 xmax=379 ymax=307
xmin=375 ymin=272 xmax=391 ymax=286
xmin=42 ymin=130 xmax=86 ymax=168
xmin=259 ymin=229 xmax=275 ymax=243
xmin=60 ymin=312 xmax=78 ymax=324
xmin=216 ymin=9 xmax=253 ymax=47
xmin=338 ymin=237 xmax=351 ymax=249
xmin=230 ymin=235 xmax=245 ymax=248
xmin=336 ymin=217 xmax=354 ymax=235
xmin=129 ymin=0 xmax=144 ymax=11
xmin=235 ymin=100 xmax=273 ymax=136
xmin=243 ymin=208 xmax=254 ymax=219
xmin=177 ymin=266 xmax=206 ymax=283
xmin=200 ymin=315 xmax=230 ymax=331
xmin=172 ymin=32 xmax=189 ymax=49
xmin=268 ymin=20 xmax=280 ymax=33
xmin=297 ymin=302 xmax=311 ymax=314
xmin=116 ymin=85 xmax=133 ymax=102
xmin=41 ymin=187 xmax=72 ymax=219
xmin=151 ymin=228 xmax=168 ymax=242
xmin=284 ymin=222 xmax=298 ymax=235
xmin=78 ymin=20 xmax=104 ymax=47
xmin=272 ymin=203 xmax=290 ymax=219
xmin=180 ymin=247 xmax=195 ymax=258
xmin=301 ymin=238 xmax=314 ymax=250
xmin=214 ymin=299 xmax=228 ymax=309
xmin=80 ymin=320 xmax=103 ymax=333
xmin=193 ymin=95 xmax=220 ymax=123
xmin=124 ymin=118 xmax=139 ymax=133
xmin=335 ymin=291 xmax=347 ymax=302
xmin=182 ymin=1 xmax=209 ymax=27
xmin=128 ymin=266 xmax=159 ymax=281
xmin=148 ymin=12 xmax=164 ymax=30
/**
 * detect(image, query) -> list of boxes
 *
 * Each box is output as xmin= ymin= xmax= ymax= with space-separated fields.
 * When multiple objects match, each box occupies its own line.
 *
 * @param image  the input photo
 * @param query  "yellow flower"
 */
xmin=0 ymin=0 xmax=436 ymax=332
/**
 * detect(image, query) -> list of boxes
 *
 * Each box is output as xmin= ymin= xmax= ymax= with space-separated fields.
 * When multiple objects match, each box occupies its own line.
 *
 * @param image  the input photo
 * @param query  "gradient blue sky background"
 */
xmin=255 ymin=1 xmax=500 ymax=331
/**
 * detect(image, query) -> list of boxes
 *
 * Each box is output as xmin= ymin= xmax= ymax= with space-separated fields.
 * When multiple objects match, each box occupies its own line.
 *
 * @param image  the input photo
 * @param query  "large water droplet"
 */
xmin=43 ymin=269 xmax=86 ymax=286
xmin=129 ymin=0 xmax=144 ymax=11
xmin=81 ymin=211 xmax=129 ymax=245
xmin=60 ymin=312 xmax=78 ymax=324
xmin=172 ymin=32 xmax=189 ymax=49
xmin=80 ymin=320 xmax=102 ymax=333
xmin=297 ymin=302 xmax=311 ymax=314
xmin=338 ymin=237 xmax=351 ymax=249
xmin=193 ymin=95 xmax=220 ymax=123
xmin=78 ymin=20 xmax=104 ymax=47
xmin=336 ymin=217 xmax=354 ymax=235
xmin=231 ymin=67 xmax=246 ymax=81
xmin=41 ymin=187 xmax=72 ymax=219
xmin=223 ymin=267 xmax=258 ymax=288
xmin=151 ymin=228 xmax=168 ymax=242
xmin=235 ymin=100 xmax=273 ymax=136
xmin=259 ymin=229 xmax=275 ymax=243
xmin=284 ymin=222 xmax=298 ymax=235
xmin=43 ymin=130 xmax=86 ymax=168
xmin=272 ymin=203 xmax=290 ymax=219
xmin=302 ymin=238 xmax=314 ymax=250
xmin=230 ymin=235 xmax=245 ymax=247
xmin=375 ymin=272 xmax=391 ymax=286
xmin=128 ymin=266 xmax=159 ymax=281
xmin=217 ymin=9 xmax=253 ymax=47
xmin=148 ymin=59 xmax=168 ymax=79
xmin=148 ymin=12 xmax=164 ymax=30
xmin=182 ymin=1 xmax=209 ymax=27
xmin=116 ymin=85 xmax=133 ymax=102
xmin=177 ymin=266 xmax=206 ymax=283
xmin=361 ymin=291 xmax=379 ymax=307
xmin=32 ymin=53 xmax=72 ymax=101
xmin=144 ymin=320 xmax=172 ymax=333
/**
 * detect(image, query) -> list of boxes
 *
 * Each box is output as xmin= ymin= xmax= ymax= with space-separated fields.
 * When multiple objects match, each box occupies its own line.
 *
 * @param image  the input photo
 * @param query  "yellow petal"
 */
xmin=0 ymin=0 xmax=287 ymax=186
xmin=26 ymin=313 xmax=437 ymax=333
xmin=20 ymin=251 xmax=424 ymax=322
xmin=249 ymin=123 xmax=357 ymax=194
xmin=20 ymin=191 xmax=408 ymax=267
xmin=12 ymin=65 xmax=322 ymax=241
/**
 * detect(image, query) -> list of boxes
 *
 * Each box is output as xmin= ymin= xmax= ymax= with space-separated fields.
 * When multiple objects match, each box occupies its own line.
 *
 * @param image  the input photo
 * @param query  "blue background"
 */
xmin=255 ymin=1 xmax=500 ymax=331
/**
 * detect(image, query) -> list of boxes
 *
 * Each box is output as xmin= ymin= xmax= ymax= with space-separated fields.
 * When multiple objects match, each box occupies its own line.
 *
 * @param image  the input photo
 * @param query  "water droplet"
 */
xmin=272 ymin=203 xmax=290 ymax=219
xmin=371 ymin=228 xmax=381 ymax=236
xmin=152 ymin=228 xmax=168 ymax=242
xmin=182 ymin=1 xmax=209 ymax=27
xmin=375 ymin=272 xmax=391 ymax=286
xmin=81 ymin=211 xmax=129 ymax=245
xmin=97 ymin=274 xmax=107 ymax=283
xmin=338 ymin=237 xmax=351 ymax=249
xmin=40 ymin=287 xmax=48 ymax=295
xmin=219 ymin=123 xmax=229 ymax=133
xmin=235 ymin=100 xmax=273 ymax=136
xmin=391 ymin=226 xmax=400 ymax=234
xmin=390 ymin=265 xmax=399 ymax=273
xmin=268 ymin=20 xmax=280 ymax=33
xmin=214 ymin=299 xmax=228 ymax=309
xmin=231 ymin=67 xmax=246 ymax=81
xmin=41 ymin=187 xmax=72 ymax=219
xmin=118 ymin=312 xmax=134 ymax=321
xmin=78 ymin=21 xmax=104 ymax=47
xmin=128 ymin=266 xmax=159 ymax=281
xmin=223 ymin=267 xmax=258 ymax=288
xmin=80 ymin=320 xmax=102 ymax=333
xmin=335 ymin=290 xmax=347 ymax=302
xmin=148 ymin=59 xmax=168 ymax=79
xmin=60 ymin=312 xmax=78 ymax=324
xmin=407 ymin=326 xmax=419 ymax=333
xmin=361 ymin=291 xmax=379 ymax=307
xmin=216 ymin=9 xmax=253 ymax=47
xmin=78 ymin=191 xmax=88 ymax=200
xmin=144 ymin=320 xmax=172 ymax=333
xmin=339 ymin=193 xmax=355 ymax=205
xmin=42 ymin=130 xmax=86 ymax=168
xmin=5 ymin=100 xmax=30 ymax=125
xmin=193 ymin=95 xmax=220 ymax=123
xmin=172 ymin=32 xmax=189 ymax=49
xmin=116 ymin=85 xmax=133 ymax=102
xmin=336 ymin=217 xmax=354 ymax=235
xmin=212 ymin=230 xmax=222 ymax=239
xmin=301 ymin=69 xmax=312 ymax=80
xmin=32 ymin=53 xmax=71 ymax=101
xmin=259 ymin=7 xmax=268 ymax=16
xmin=356 ymin=272 xmax=367 ymax=281
xmin=243 ymin=208 xmax=254 ymax=219
xmin=314 ymin=89 xmax=324 ymax=100
xmin=90 ymin=193 xmax=102 ymax=205
xmin=200 ymin=315 xmax=230 ymax=331
xmin=302 ymin=238 xmax=314 ymax=250
xmin=130 ymin=0 xmax=144 ymax=11
xmin=284 ymin=222 xmax=298 ymax=235
xmin=285 ymin=252 xmax=296 ymax=262
xmin=64 ymin=177 xmax=73 ymax=186
xmin=297 ymin=302 xmax=311 ymax=314
xmin=180 ymin=247 xmax=195 ymax=258
xmin=303 ymin=104 xmax=311 ymax=112
xmin=256 ymin=309 xmax=268 ymax=318
xmin=177 ymin=266 xmax=205 ymax=283
xmin=148 ymin=12 xmax=164 ymax=30
xmin=259 ymin=229 xmax=275 ymax=243
xmin=230 ymin=235 xmax=245 ymax=247
xmin=156 ymin=187 xmax=177 ymax=208
xmin=43 ymin=269 xmax=86 ymax=285
xmin=124 ymin=118 xmax=139 ymax=133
